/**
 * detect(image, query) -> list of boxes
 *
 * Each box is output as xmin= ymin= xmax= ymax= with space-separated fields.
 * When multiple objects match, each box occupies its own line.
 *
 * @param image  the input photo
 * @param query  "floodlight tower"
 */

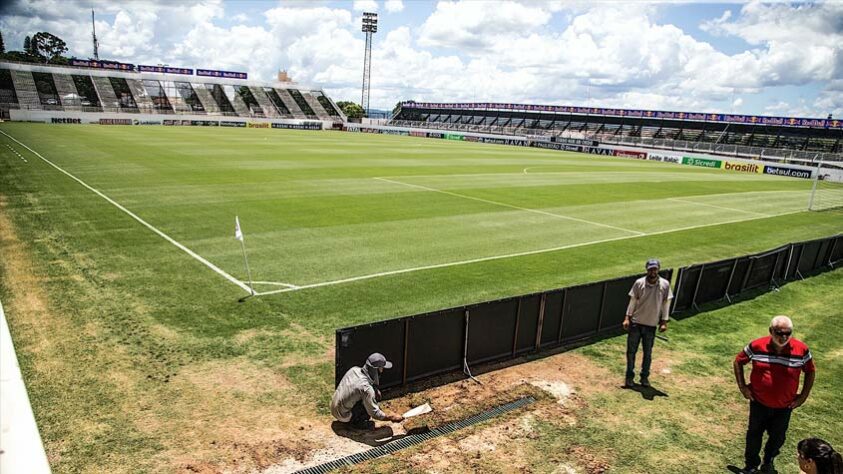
xmin=361 ymin=12 xmax=378 ymax=117
xmin=91 ymin=9 xmax=100 ymax=60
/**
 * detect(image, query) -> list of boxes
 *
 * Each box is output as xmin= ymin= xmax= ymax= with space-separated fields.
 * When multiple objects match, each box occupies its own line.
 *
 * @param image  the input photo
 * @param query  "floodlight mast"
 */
xmin=91 ymin=9 xmax=99 ymax=60
xmin=361 ymin=12 xmax=377 ymax=117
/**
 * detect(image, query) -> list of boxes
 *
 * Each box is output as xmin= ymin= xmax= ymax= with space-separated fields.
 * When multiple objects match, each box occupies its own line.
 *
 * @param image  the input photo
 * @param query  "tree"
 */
xmin=0 ymin=31 xmax=5 ymax=54
xmin=31 ymin=32 xmax=67 ymax=63
xmin=336 ymin=101 xmax=365 ymax=120
xmin=23 ymin=35 xmax=31 ymax=53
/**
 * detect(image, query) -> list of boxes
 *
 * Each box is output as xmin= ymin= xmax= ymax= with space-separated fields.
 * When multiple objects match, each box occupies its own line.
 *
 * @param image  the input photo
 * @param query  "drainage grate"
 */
xmin=293 ymin=396 xmax=535 ymax=474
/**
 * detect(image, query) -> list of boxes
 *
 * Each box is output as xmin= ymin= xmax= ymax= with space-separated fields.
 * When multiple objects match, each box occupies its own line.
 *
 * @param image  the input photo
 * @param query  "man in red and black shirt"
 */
xmin=734 ymin=315 xmax=815 ymax=474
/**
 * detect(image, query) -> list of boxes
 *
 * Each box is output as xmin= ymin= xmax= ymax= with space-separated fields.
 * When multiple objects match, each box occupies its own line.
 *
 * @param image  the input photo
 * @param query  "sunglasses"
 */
xmin=773 ymin=329 xmax=792 ymax=337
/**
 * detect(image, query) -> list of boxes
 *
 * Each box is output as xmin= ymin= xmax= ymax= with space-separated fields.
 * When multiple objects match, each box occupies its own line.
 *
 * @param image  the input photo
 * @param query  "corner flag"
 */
xmin=234 ymin=216 xmax=254 ymax=295
xmin=235 ymin=216 xmax=244 ymax=241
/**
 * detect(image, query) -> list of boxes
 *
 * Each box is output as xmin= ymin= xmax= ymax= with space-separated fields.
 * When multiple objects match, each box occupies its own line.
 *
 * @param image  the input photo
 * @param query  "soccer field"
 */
xmin=1 ymin=123 xmax=842 ymax=473
xmin=1 ymin=124 xmax=839 ymax=298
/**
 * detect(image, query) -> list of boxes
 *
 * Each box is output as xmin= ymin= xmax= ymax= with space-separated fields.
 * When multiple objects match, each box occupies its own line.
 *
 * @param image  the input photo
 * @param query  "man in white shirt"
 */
xmin=623 ymin=259 xmax=673 ymax=388
xmin=331 ymin=353 xmax=404 ymax=430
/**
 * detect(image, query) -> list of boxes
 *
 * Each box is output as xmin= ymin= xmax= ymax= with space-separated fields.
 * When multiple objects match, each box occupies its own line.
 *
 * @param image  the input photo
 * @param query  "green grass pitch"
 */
xmin=0 ymin=123 xmax=841 ymax=472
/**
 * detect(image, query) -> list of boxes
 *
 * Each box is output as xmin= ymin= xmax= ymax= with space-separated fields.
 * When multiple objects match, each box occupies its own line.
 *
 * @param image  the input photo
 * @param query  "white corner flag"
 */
xmin=234 ymin=216 xmax=254 ymax=295
xmin=235 ymin=216 xmax=244 ymax=241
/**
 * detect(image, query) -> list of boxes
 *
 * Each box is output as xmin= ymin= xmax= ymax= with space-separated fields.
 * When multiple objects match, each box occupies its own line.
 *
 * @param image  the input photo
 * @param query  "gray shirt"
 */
xmin=330 ymin=366 xmax=388 ymax=422
xmin=626 ymin=276 xmax=673 ymax=327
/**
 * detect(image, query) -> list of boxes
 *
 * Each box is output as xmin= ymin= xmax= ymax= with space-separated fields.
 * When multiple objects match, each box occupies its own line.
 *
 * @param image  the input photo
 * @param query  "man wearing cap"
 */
xmin=331 ymin=353 xmax=404 ymax=429
xmin=622 ymin=258 xmax=673 ymax=388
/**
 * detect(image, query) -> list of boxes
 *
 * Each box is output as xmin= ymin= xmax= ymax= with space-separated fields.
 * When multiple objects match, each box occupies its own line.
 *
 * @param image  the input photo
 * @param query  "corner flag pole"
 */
xmin=235 ymin=216 xmax=255 ymax=296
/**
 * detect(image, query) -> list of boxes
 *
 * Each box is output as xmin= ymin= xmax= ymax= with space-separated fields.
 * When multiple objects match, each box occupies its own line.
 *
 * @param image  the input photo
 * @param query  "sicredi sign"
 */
xmin=683 ymin=157 xmax=721 ymax=168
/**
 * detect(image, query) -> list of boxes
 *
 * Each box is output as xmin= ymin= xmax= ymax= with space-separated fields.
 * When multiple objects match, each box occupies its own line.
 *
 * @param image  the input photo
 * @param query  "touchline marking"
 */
xmin=0 ymin=130 xmax=254 ymax=295
xmin=373 ymin=176 xmax=645 ymax=236
xmin=251 ymin=281 xmax=300 ymax=289
xmin=254 ymin=208 xmax=806 ymax=297
xmin=667 ymin=197 xmax=770 ymax=217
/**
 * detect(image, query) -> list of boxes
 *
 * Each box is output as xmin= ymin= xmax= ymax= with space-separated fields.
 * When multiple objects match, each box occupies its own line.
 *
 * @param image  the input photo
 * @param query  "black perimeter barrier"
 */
xmin=672 ymin=234 xmax=842 ymax=314
xmin=335 ymin=269 xmax=672 ymax=391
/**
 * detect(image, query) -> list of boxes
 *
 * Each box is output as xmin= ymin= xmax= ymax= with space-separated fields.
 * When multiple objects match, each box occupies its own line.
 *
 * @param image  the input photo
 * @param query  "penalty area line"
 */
xmin=254 ymin=208 xmax=806 ymax=297
xmin=0 ymin=130 xmax=253 ymax=295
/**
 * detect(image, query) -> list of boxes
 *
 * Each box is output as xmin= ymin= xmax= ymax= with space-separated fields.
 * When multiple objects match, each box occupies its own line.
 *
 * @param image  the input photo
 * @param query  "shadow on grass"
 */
xmin=621 ymin=383 xmax=669 ymax=400
xmin=330 ymin=421 xmax=430 ymax=447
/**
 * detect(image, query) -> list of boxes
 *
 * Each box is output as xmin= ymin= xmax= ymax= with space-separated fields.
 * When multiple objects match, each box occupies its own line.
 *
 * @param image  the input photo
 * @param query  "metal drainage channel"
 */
xmin=294 ymin=396 xmax=536 ymax=474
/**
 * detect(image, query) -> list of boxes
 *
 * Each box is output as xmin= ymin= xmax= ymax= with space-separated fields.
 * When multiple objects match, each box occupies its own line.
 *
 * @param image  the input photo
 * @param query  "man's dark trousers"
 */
xmin=744 ymin=400 xmax=793 ymax=469
xmin=626 ymin=323 xmax=656 ymax=380
xmin=349 ymin=401 xmax=370 ymax=427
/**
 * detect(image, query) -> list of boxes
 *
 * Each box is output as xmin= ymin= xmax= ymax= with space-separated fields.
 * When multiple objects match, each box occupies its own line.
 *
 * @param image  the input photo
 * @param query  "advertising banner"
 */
xmin=137 ymin=65 xmax=194 ymax=75
xmin=271 ymin=122 xmax=322 ymax=130
xmin=614 ymin=149 xmax=647 ymax=159
xmin=247 ymin=122 xmax=270 ymax=129
xmin=71 ymin=59 xmax=134 ymax=71
xmin=220 ymin=121 xmax=246 ymax=127
xmin=196 ymin=69 xmax=248 ymax=79
xmin=428 ymin=132 xmax=443 ymax=139
xmin=51 ymin=118 xmax=82 ymax=124
xmin=721 ymin=161 xmax=763 ymax=174
xmin=483 ymin=137 xmax=528 ymax=146
xmin=683 ymin=157 xmax=722 ymax=168
xmin=190 ymin=120 xmax=218 ymax=126
xmin=648 ymin=152 xmax=682 ymax=164
xmin=99 ymin=118 xmax=132 ymax=125
xmin=763 ymin=165 xmax=812 ymax=179
xmin=409 ymin=131 xmax=427 ymax=138
xmin=532 ymin=142 xmax=582 ymax=152
xmin=585 ymin=147 xmax=614 ymax=156
xmin=444 ymin=133 xmax=464 ymax=141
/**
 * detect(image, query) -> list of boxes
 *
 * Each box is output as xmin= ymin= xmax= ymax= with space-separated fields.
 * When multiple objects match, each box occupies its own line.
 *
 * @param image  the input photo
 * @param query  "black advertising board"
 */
xmin=539 ymin=290 xmax=564 ymax=347
xmin=561 ymin=282 xmax=604 ymax=341
xmin=695 ymin=259 xmax=737 ymax=306
xmin=466 ymin=298 xmax=519 ymax=365
xmin=515 ymin=294 xmax=542 ymax=354
xmin=335 ymin=318 xmax=405 ymax=388
xmin=405 ymin=309 xmax=464 ymax=382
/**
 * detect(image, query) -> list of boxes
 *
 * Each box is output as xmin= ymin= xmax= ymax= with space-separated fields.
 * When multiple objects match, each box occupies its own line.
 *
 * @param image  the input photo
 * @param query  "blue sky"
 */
xmin=1 ymin=1 xmax=841 ymax=117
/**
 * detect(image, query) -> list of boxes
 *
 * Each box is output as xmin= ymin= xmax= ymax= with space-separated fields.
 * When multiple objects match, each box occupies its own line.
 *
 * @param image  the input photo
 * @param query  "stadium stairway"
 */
xmin=302 ymin=91 xmax=332 ymax=120
xmin=227 ymin=89 xmax=251 ymax=116
xmin=125 ymin=79 xmax=159 ymax=114
xmin=9 ymin=70 xmax=41 ymax=109
xmin=51 ymin=73 xmax=82 ymax=111
xmin=248 ymin=86 xmax=280 ymax=118
xmin=90 ymin=76 xmax=121 ymax=110
xmin=164 ymin=86 xmax=193 ymax=114
xmin=191 ymin=85 xmax=222 ymax=114
xmin=274 ymin=88 xmax=307 ymax=119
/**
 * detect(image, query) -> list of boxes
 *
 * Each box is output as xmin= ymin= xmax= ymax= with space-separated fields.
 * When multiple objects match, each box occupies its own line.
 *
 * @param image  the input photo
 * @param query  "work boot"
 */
xmin=741 ymin=467 xmax=759 ymax=474
xmin=760 ymin=460 xmax=775 ymax=473
xmin=623 ymin=378 xmax=635 ymax=388
xmin=640 ymin=376 xmax=650 ymax=387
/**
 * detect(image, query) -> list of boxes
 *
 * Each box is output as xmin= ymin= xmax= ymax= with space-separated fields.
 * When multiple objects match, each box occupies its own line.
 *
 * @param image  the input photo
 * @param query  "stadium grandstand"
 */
xmin=390 ymin=101 xmax=843 ymax=163
xmin=0 ymin=59 xmax=346 ymax=127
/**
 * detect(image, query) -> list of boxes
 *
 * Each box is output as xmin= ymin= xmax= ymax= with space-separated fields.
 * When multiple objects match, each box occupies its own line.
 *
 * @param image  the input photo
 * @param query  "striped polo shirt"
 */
xmin=735 ymin=336 xmax=815 ymax=409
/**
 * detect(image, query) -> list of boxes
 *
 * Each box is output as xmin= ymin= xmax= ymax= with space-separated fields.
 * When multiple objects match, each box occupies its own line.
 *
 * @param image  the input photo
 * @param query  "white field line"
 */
xmin=255 ymin=207 xmax=807 ymax=297
xmin=373 ymin=176 xmax=645 ymax=236
xmin=0 ymin=130 xmax=254 ymax=295
xmin=252 ymin=281 xmax=300 ymax=289
xmin=666 ymin=197 xmax=771 ymax=217
xmin=0 ymin=298 xmax=52 ymax=474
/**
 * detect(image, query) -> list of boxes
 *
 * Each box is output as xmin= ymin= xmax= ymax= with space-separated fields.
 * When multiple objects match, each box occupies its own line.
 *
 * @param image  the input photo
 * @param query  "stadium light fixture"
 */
xmin=361 ymin=12 xmax=378 ymax=117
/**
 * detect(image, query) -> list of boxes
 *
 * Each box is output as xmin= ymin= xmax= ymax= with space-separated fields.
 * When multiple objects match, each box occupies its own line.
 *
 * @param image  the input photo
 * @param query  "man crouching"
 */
xmin=331 ymin=353 xmax=404 ymax=430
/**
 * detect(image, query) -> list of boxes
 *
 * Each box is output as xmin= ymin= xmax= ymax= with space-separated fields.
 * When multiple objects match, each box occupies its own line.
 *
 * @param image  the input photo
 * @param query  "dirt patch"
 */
xmin=178 ymin=359 xmax=292 ymax=394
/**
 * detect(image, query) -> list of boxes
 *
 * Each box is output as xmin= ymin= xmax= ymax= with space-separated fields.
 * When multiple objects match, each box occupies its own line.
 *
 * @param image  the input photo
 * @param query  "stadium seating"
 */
xmin=0 ymin=60 xmax=345 ymax=124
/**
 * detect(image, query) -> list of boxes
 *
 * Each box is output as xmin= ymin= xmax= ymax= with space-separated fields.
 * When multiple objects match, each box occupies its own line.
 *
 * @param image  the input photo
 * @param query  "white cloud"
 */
xmin=385 ymin=0 xmax=404 ymax=13
xmin=352 ymin=0 xmax=378 ymax=13
xmin=0 ymin=0 xmax=839 ymax=117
